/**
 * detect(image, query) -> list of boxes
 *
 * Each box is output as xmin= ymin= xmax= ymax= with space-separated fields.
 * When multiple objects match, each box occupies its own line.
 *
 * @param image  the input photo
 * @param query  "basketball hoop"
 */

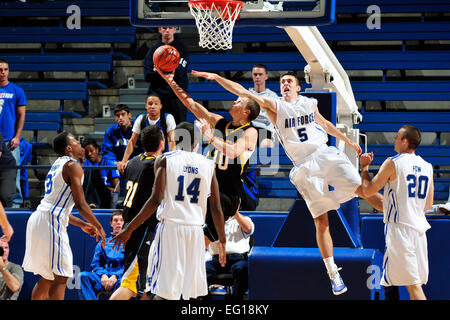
xmin=188 ymin=0 xmax=244 ymax=50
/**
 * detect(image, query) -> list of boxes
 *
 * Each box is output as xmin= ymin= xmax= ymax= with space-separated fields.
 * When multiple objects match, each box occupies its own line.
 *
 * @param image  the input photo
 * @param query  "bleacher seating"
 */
xmin=3 ymin=53 xmax=114 ymax=86
xmin=233 ymin=21 xmax=450 ymax=44
xmin=189 ymin=51 xmax=450 ymax=74
xmin=0 ymin=0 xmax=129 ymax=17
xmin=24 ymin=110 xmax=81 ymax=146
xmin=0 ymin=26 xmax=136 ymax=58
xmin=335 ymin=0 xmax=450 ymax=14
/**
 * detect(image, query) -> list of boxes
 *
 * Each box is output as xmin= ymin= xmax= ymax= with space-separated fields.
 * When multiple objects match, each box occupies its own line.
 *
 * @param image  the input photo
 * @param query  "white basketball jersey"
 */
xmin=156 ymin=150 xmax=215 ymax=226
xmin=383 ymin=153 xmax=433 ymax=234
xmin=36 ymin=156 xmax=80 ymax=227
xmin=274 ymin=95 xmax=328 ymax=166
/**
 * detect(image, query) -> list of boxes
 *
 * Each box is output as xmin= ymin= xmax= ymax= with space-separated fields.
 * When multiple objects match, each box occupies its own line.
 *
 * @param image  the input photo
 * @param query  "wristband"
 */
xmin=1 ymin=266 xmax=7 ymax=272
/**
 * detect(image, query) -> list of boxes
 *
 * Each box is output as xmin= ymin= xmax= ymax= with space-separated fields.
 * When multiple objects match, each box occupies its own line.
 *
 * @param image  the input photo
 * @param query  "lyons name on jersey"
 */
xmin=183 ymin=166 xmax=199 ymax=174
xmin=284 ymin=112 xmax=315 ymax=128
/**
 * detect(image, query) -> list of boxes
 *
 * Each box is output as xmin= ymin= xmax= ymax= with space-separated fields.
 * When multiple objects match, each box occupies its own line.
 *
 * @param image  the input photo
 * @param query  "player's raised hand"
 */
xmin=109 ymin=228 xmax=132 ymax=252
xmin=195 ymin=119 xmax=213 ymax=141
xmin=360 ymin=152 xmax=374 ymax=167
xmin=191 ymin=70 xmax=217 ymax=81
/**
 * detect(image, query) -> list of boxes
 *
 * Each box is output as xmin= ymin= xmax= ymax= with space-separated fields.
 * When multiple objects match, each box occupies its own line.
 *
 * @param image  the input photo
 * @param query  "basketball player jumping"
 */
xmin=191 ymin=70 xmax=383 ymax=296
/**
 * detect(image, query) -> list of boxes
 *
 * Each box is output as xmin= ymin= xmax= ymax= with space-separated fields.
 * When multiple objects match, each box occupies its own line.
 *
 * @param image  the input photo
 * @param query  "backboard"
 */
xmin=130 ymin=0 xmax=335 ymax=27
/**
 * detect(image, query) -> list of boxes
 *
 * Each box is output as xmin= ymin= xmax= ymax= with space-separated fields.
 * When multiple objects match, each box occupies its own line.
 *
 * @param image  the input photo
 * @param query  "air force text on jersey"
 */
xmin=284 ymin=112 xmax=315 ymax=129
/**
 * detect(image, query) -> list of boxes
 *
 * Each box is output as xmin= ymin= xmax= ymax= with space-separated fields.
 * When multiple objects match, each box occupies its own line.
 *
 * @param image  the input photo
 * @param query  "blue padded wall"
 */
xmin=7 ymin=210 xmax=112 ymax=300
xmin=272 ymin=199 xmax=362 ymax=248
xmin=248 ymin=246 xmax=383 ymax=300
xmin=360 ymin=214 xmax=450 ymax=300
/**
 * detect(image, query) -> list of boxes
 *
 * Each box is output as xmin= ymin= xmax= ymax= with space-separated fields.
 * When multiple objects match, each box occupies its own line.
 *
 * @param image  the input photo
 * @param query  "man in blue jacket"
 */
xmin=78 ymin=210 xmax=125 ymax=300
xmin=143 ymin=26 xmax=189 ymax=124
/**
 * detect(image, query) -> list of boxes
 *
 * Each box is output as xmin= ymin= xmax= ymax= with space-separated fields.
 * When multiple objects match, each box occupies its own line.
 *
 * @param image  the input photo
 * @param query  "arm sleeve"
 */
xmin=90 ymin=242 xmax=107 ymax=277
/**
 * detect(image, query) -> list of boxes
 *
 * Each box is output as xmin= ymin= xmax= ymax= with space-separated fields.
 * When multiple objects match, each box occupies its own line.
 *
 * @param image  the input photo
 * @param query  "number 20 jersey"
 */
xmin=156 ymin=150 xmax=215 ymax=226
xmin=274 ymin=96 xmax=328 ymax=166
xmin=383 ymin=153 xmax=433 ymax=234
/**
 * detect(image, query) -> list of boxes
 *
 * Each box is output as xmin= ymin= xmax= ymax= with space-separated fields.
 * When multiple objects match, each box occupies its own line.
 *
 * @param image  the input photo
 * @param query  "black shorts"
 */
xmin=121 ymin=223 xmax=154 ymax=296
xmin=203 ymin=192 xmax=240 ymax=242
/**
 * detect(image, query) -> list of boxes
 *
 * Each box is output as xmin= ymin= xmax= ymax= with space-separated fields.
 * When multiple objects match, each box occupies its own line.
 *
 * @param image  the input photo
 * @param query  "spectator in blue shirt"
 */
xmin=82 ymin=139 xmax=121 ymax=208
xmin=78 ymin=210 xmax=125 ymax=300
xmin=101 ymin=104 xmax=143 ymax=165
xmin=0 ymin=58 xmax=27 ymax=208
xmin=102 ymin=104 xmax=143 ymax=197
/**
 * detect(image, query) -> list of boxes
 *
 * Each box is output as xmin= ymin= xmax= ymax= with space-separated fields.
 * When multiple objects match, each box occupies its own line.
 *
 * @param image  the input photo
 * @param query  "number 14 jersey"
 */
xmin=156 ymin=150 xmax=215 ymax=226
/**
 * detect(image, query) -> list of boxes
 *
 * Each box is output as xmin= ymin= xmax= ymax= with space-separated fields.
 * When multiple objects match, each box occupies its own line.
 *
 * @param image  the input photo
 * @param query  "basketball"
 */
xmin=153 ymin=44 xmax=181 ymax=73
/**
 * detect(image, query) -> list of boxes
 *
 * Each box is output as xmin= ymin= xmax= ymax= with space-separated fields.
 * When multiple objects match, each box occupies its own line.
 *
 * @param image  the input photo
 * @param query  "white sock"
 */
xmin=323 ymin=257 xmax=338 ymax=275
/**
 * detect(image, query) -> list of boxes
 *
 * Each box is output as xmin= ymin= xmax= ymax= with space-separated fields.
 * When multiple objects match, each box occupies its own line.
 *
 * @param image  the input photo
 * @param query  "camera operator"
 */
xmin=0 ymin=239 xmax=23 ymax=300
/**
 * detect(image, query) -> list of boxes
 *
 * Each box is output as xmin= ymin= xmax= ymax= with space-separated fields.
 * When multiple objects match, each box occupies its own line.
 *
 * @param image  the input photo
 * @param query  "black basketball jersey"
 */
xmin=122 ymin=153 xmax=158 ymax=229
xmin=208 ymin=118 xmax=255 ymax=198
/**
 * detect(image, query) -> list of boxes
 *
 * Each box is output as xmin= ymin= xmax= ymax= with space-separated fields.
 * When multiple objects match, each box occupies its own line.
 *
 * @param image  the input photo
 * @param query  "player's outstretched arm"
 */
xmin=63 ymin=161 xmax=106 ymax=247
xmin=208 ymin=171 xmax=226 ymax=267
xmin=192 ymin=70 xmax=277 ymax=120
xmin=110 ymin=155 xmax=166 ymax=251
xmin=155 ymin=68 xmax=222 ymax=127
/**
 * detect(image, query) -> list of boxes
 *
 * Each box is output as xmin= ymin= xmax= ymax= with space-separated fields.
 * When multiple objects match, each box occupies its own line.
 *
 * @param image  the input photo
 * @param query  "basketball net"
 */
xmin=188 ymin=0 xmax=243 ymax=50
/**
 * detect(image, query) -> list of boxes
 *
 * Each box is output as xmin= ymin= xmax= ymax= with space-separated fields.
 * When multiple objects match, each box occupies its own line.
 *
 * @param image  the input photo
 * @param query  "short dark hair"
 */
xmin=252 ymin=64 xmax=268 ymax=73
xmin=401 ymin=125 xmax=421 ymax=150
xmin=245 ymin=98 xmax=260 ymax=122
xmin=0 ymin=58 xmax=9 ymax=65
xmin=114 ymin=104 xmax=130 ymax=115
xmin=280 ymin=71 xmax=301 ymax=86
xmin=141 ymin=125 xmax=163 ymax=152
xmin=147 ymin=93 xmax=162 ymax=102
xmin=175 ymin=121 xmax=199 ymax=149
xmin=53 ymin=132 xmax=71 ymax=156
xmin=82 ymin=138 xmax=100 ymax=150
xmin=110 ymin=209 xmax=123 ymax=222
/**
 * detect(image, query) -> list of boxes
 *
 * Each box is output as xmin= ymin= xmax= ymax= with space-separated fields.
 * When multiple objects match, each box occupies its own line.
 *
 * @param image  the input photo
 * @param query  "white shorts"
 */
xmin=147 ymin=220 xmax=207 ymax=300
xmin=289 ymin=145 xmax=361 ymax=218
xmin=22 ymin=210 xmax=73 ymax=280
xmin=381 ymin=223 xmax=429 ymax=287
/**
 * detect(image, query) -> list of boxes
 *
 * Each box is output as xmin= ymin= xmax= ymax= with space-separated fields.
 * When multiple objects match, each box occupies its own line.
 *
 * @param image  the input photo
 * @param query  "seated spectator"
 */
xmin=205 ymin=211 xmax=254 ymax=300
xmin=102 ymin=104 xmax=143 ymax=197
xmin=117 ymin=94 xmax=176 ymax=174
xmin=0 ymin=239 xmax=24 ymax=300
xmin=425 ymin=187 xmax=450 ymax=215
xmin=82 ymin=139 xmax=121 ymax=208
xmin=0 ymin=132 xmax=16 ymax=208
xmin=102 ymin=104 xmax=142 ymax=165
xmin=78 ymin=210 xmax=125 ymax=300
